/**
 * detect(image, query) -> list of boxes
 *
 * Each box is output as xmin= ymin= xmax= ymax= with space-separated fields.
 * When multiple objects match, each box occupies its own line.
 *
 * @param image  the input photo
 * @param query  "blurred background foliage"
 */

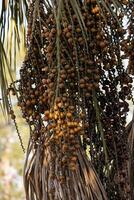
xmin=0 ymin=97 xmax=30 ymax=199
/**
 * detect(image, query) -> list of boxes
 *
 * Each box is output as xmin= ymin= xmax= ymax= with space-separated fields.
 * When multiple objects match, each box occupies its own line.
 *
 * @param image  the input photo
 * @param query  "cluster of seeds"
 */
xmin=9 ymin=0 xmax=134 ymax=199
xmin=44 ymin=99 xmax=83 ymax=172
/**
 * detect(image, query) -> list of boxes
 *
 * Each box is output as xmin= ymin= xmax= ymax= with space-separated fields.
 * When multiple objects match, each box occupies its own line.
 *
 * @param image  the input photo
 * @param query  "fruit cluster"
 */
xmin=9 ymin=0 xmax=134 ymax=199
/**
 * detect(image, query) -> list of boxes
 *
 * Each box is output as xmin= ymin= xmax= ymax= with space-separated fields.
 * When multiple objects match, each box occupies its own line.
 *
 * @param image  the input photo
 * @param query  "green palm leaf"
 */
xmin=0 ymin=0 xmax=28 ymax=117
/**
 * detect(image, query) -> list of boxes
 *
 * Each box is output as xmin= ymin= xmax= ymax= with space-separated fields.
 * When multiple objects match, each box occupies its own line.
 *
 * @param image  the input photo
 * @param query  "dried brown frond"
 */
xmin=127 ymin=112 xmax=134 ymax=200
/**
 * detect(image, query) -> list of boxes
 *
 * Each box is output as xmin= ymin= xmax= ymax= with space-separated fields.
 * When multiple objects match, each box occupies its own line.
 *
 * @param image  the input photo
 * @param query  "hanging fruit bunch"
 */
xmin=8 ymin=0 xmax=134 ymax=199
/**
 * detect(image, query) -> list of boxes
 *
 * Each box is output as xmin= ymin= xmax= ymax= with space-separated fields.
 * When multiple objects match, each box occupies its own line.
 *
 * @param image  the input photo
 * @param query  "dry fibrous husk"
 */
xmin=24 ymin=140 xmax=107 ymax=200
xmin=127 ymin=112 xmax=134 ymax=200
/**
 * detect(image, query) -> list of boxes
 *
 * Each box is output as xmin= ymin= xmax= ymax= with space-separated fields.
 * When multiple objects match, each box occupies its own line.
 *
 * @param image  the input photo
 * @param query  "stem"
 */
xmin=93 ymin=90 xmax=108 ymax=165
xmin=55 ymin=0 xmax=63 ymax=99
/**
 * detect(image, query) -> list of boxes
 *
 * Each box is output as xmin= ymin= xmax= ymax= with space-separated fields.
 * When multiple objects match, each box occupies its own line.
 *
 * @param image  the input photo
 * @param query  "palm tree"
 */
xmin=1 ymin=0 xmax=134 ymax=199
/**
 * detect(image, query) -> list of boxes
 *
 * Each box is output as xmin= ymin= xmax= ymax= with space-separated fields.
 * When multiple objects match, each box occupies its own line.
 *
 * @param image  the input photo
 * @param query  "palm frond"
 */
xmin=24 ymin=139 xmax=107 ymax=200
xmin=0 ymin=0 xmax=28 ymax=116
xmin=127 ymin=112 xmax=134 ymax=200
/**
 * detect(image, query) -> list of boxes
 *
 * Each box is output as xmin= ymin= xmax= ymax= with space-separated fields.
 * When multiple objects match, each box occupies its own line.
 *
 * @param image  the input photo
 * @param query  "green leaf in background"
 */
xmin=0 ymin=0 xmax=28 ymax=118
